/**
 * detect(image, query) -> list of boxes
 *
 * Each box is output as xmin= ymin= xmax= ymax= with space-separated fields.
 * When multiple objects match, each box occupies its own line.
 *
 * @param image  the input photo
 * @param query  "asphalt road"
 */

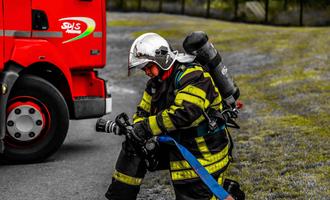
xmin=2 ymin=11 xmax=325 ymax=200
xmin=0 ymin=12 xmax=252 ymax=200
xmin=0 ymin=13 xmax=160 ymax=200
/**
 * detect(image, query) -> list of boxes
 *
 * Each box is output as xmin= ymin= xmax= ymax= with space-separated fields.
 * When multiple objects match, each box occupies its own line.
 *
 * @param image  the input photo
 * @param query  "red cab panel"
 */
xmin=0 ymin=0 xmax=110 ymax=162
xmin=32 ymin=0 xmax=106 ymax=69
xmin=71 ymin=71 xmax=105 ymax=98
xmin=0 ymin=0 xmax=3 ymax=70
xmin=3 ymin=0 xmax=32 ymax=66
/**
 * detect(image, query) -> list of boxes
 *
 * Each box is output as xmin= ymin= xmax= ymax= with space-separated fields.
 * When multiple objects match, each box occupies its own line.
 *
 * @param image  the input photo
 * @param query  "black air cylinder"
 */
xmin=183 ymin=31 xmax=240 ymax=107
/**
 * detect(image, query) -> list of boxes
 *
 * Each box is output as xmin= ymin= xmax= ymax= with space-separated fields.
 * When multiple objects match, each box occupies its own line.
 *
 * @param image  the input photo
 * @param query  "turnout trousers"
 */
xmin=105 ymin=129 xmax=230 ymax=200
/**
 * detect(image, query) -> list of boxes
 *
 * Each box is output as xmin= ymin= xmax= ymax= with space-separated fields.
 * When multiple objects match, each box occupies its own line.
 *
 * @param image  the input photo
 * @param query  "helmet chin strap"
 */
xmin=161 ymin=64 xmax=174 ymax=81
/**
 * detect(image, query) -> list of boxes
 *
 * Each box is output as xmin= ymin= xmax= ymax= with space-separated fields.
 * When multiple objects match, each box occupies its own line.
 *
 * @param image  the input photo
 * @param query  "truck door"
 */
xmin=0 ymin=0 xmax=4 ymax=71
xmin=3 ymin=0 xmax=32 ymax=62
xmin=0 ymin=0 xmax=31 ymax=153
xmin=32 ymin=0 xmax=106 ymax=69
xmin=0 ymin=0 xmax=3 ymax=152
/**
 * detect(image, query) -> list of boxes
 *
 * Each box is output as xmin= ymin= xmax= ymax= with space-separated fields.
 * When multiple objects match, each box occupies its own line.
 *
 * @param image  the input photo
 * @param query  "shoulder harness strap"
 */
xmin=174 ymin=63 xmax=199 ymax=89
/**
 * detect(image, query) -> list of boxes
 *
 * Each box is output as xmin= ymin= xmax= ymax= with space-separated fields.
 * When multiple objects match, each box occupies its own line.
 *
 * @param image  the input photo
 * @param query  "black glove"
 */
xmin=127 ymin=122 xmax=152 ymax=145
xmin=223 ymin=179 xmax=245 ymax=200
xmin=122 ymin=139 xmax=138 ymax=157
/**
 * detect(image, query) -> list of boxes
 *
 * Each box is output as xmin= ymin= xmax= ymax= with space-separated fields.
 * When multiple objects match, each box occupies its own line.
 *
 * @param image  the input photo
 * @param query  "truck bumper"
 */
xmin=73 ymin=80 xmax=112 ymax=119
xmin=105 ymin=96 xmax=112 ymax=114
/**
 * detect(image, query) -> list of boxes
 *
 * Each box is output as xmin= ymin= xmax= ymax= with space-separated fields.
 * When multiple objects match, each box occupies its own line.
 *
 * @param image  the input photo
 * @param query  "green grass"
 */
xmin=107 ymin=20 xmax=155 ymax=27
xmin=110 ymin=13 xmax=330 ymax=198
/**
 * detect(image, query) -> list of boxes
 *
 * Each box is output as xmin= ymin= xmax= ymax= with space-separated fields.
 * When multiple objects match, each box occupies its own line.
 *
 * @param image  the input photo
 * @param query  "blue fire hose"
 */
xmin=157 ymin=135 xmax=230 ymax=200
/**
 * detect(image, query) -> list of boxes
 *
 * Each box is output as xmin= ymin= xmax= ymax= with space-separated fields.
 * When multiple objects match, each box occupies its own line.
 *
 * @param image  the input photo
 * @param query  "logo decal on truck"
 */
xmin=59 ymin=17 xmax=96 ymax=44
xmin=61 ymin=22 xmax=82 ymax=34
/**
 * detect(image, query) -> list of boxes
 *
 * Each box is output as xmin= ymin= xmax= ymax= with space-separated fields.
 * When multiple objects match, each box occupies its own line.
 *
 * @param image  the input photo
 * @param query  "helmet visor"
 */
xmin=128 ymin=52 xmax=162 ymax=76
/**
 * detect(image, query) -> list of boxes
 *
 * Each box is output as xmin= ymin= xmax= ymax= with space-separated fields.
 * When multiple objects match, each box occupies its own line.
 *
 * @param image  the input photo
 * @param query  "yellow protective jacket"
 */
xmin=133 ymin=63 xmax=230 ymax=183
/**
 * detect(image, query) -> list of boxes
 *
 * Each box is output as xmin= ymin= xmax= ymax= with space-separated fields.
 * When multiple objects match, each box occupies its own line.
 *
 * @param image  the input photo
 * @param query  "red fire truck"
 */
xmin=0 ymin=0 xmax=111 ymax=163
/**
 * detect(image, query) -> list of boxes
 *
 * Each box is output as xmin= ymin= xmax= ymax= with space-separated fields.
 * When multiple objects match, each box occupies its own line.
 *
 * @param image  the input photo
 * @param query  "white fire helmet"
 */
xmin=128 ymin=33 xmax=178 ymax=74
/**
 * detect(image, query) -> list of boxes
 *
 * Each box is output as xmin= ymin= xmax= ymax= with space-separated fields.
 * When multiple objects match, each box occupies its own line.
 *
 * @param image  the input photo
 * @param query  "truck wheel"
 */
xmin=2 ymin=74 xmax=69 ymax=163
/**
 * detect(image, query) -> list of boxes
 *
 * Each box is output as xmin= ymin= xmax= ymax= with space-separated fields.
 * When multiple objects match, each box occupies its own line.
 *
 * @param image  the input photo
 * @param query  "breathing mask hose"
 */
xmin=183 ymin=31 xmax=240 ymax=108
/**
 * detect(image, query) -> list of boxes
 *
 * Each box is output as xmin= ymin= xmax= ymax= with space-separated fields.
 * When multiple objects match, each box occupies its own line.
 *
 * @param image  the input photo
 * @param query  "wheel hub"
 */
xmin=7 ymin=105 xmax=44 ymax=142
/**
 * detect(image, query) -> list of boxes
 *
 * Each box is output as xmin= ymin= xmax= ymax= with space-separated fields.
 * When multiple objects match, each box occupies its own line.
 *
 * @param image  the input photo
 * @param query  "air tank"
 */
xmin=183 ymin=31 xmax=240 ymax=109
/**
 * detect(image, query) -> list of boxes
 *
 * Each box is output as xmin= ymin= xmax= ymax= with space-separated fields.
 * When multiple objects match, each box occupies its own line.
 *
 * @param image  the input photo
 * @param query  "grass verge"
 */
xmin=109 ymin=13 xmax=330 ymax=199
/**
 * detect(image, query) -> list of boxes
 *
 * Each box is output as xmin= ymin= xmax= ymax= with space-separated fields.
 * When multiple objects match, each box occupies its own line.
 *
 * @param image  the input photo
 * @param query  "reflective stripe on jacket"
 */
xmin=132 ymin=63 xmax=229 ymax=182
xmin=133 ymin=64 xmax=223 ymax=133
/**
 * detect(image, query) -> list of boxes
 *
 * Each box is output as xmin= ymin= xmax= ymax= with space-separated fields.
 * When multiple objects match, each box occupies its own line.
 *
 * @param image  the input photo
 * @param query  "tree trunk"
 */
xmin=118 ymin=0 xmax=124 ymax=10
xmin=105 ymin=0 xmax=109 ymax=11
xmin=283 ymin=0 xmax=288 ymax=10
xmin=159 ymin=0 xmax=163 ymax=12
xmin=138 ymin=0 xmax=142 ymax=11
xmin=206 ymin=0 xmax=211 ymax=18
xmin=265 ymin=0 xmax=269 ymax=23
xmin=234 ymin=0 xmax=239 ymax=19
xmin=181 ymin=0 xmax=185 ymax=14
xmin=299 ymin=0 xmax=304 ymax=26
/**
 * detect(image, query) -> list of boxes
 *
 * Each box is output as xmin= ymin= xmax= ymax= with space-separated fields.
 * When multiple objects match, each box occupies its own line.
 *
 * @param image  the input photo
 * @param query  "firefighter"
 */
xmin=105 ymin=33 xmax=234 ymax=200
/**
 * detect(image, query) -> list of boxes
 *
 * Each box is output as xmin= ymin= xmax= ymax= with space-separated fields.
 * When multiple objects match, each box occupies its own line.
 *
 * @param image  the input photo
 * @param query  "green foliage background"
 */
xmin=106 ymin=0 xmax=330 ymax=26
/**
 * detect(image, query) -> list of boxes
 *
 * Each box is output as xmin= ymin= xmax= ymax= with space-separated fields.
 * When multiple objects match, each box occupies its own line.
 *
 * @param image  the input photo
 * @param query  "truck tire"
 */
xmin=2 ymin=74 xmax=69 ymax=163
